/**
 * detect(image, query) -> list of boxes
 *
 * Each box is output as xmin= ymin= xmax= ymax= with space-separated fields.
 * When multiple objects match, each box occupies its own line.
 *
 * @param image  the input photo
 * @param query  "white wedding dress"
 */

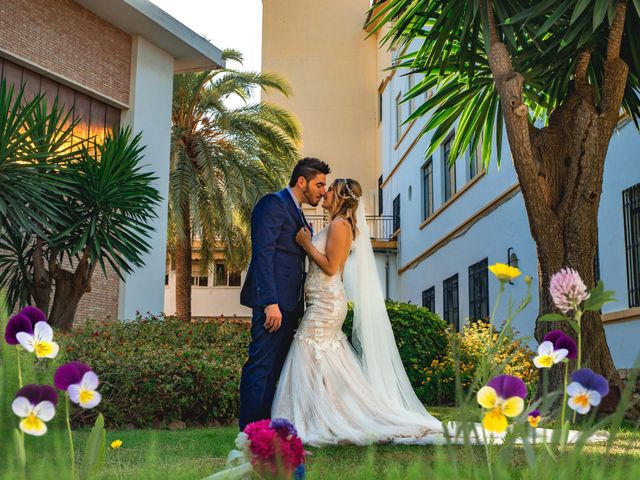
xmin=272 ymin=225 xmax=443 ymax=446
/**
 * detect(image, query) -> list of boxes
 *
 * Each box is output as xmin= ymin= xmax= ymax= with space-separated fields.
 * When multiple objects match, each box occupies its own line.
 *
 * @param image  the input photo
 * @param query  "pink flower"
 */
xmin=549 ymin=268 xmax=590 ymax=313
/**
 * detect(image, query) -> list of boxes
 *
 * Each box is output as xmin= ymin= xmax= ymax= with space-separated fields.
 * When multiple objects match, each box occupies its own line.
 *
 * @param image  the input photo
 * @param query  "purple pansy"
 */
xmin=487 ymin=374 xmax=528 ymax=400
xmin=270 ymin=418 xmax=298 ymax=437
xmin=15 ymin=384 xmax=59 ymax=406
xmin=20 ymin=306 xmax=47 ymax=326
xmin=4 ymin=314 xmax=33 ymax=345
xmin=544 ymin=330 xmax=578 ymax=359
xmin=54 ymin=361 xmax=92 ymax=391
xmin=568 ymin=368 xmax=609 ymax=414
xmin=528 ymin=409 xmax=541 ymax=418
xmin=12 ymin=384 xmax=58 ymax=436
xmin=570 ymin=369 xmax=609 ymax=397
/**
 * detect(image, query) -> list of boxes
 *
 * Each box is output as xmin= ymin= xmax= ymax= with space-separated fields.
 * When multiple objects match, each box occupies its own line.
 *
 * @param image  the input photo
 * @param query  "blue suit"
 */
xmin=239 ymin=189 xmax=310 ymax=429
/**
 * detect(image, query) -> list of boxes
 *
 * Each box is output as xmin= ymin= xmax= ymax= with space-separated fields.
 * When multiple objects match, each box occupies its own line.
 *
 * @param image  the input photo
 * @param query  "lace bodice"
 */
xmin=294 ymin=228 xmax=348 ymax=359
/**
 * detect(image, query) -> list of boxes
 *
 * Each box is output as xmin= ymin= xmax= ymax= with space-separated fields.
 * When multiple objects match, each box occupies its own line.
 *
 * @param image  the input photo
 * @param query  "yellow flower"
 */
xmin=524 ymin=275 xmax=532 ymax=285
xmin=488 ymin=263 xmax=522 ymax=282
xmin=110 ymin=439 xmax=123 ymax=449
xmin=527 ymin=415 xmax=541 ymax=428
xmin=477 ymin=386 xmax=524 ymax=433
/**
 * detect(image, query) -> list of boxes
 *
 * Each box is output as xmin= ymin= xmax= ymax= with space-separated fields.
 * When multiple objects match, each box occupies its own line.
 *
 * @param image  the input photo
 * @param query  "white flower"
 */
xmin=12 ymin=397 xmax=56 ymax=436
xmin=68 ymin=371 xmax=102 ymax=409
xmin=234 ymin=432 xmax=250 ymax=452
xmin=533 ymin=341 xmax=568 ymax=369
xmin=16 ymin=321 xmax=59 ymax=359
xmin=567 ymin=382 xmax=602 ymax=415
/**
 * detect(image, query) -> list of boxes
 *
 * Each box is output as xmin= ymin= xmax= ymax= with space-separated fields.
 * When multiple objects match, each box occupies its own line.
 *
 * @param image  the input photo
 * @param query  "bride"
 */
xmin=271 ymin=178 xmax=444 ymax=446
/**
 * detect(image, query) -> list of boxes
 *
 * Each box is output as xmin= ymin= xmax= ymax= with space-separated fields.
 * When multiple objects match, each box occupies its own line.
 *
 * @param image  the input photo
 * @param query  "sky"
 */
xmin=149 ymin=0 xmax=263 ymax=103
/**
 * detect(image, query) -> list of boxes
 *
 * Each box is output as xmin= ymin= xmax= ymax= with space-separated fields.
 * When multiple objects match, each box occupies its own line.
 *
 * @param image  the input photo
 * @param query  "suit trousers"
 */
xmin=238 ymin=306 xmax=298 ymax=430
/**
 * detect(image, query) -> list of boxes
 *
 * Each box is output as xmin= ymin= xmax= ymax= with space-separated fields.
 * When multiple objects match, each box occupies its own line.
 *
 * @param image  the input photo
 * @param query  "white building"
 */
xmin=378 ymin=36 xmax=640 ymax=368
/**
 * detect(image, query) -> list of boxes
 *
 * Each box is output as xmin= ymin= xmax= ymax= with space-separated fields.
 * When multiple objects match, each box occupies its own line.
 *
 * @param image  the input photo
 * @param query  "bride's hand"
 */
xmin=296 ymin=227 xmax=312 ymax=249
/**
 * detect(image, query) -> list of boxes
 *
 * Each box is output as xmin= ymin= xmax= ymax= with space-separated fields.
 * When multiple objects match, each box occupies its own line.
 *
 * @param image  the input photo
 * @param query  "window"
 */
xmin=395 ymin=92 xmax=403 ymax=142
xmin=443 ymin=274 xmax=459 ymax=330
xmin=468 ymin=259 xmax=489 ymax=322
xmin=229 ymin=270 xmax=242 ymax=287
xmin=378 ymin=91 xmax=383 ymax=124
xmin=191 ymin=264 xmax=209 ymax=287
xmin=212 ymin=261 xmax=242 ymax=287
xmin=408 ymin=74 xmax=416 ymax=117
xmin=392 ymin=194 xmax=401 ymax=233
xmin=468 ymin=142 xmax=482 ymax=180
xmin=443 ymin=135 xmax=456 ymax=202
xmin=422 ymin=286 xmax=435 ymax=312
xmin=421 ymin=158 xmax=434 ymax=220
xmin=164 ymin=274 xmax=169 ymax=286
xmin=378 ymin=175 xmax=384 ymax=215
xmin=623 ymin=184 xmax=640 ymax=307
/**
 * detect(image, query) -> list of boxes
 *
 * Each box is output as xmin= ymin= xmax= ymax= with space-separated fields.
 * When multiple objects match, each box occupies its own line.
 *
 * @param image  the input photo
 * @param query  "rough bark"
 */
xmin=174 ymin=205 xmax=192 ymax=321
xmin=31 ymin=238 xmax=52 ymax=315
xmin=48 ymin=252 xmax=95 ymax=331
xmin=486 ymin=1 xmax=629 ymax=409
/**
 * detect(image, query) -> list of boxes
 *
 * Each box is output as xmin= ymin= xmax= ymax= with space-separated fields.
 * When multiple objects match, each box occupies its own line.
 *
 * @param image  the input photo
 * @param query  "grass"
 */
xmin=4 ymin=406 xmax=640 ymax=480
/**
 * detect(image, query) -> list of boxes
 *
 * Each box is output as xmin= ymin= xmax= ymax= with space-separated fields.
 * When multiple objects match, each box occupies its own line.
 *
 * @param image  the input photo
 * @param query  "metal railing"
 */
xmin=305 ymin=215 xmax=396 ymax=241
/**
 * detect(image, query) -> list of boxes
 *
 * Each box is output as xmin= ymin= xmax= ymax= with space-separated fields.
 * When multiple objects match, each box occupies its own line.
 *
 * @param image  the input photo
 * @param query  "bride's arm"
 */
xmin=296 ymin=219 xmax=351 ymax=276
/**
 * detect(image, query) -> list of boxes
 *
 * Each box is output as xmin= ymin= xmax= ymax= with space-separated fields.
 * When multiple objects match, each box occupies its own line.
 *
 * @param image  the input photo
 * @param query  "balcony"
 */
xmin=305 ymin=215 xmax=397 ymax=250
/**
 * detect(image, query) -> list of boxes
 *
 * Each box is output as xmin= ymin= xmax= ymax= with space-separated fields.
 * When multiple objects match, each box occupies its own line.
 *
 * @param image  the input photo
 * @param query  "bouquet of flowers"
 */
xmin=207 ymin=418 xmax=307 ymax=479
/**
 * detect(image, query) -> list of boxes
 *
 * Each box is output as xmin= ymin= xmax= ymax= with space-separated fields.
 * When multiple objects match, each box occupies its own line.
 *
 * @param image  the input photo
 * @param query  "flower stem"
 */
xmin=575 ymin=310 xmax=582 ymax=371
xmin=65 ymin=394 xmax=75 ymax=479
xmin=560 ymin=361 xmax=569 ymax=427
xmin=16 ymin=346 xmax=23 ymax=389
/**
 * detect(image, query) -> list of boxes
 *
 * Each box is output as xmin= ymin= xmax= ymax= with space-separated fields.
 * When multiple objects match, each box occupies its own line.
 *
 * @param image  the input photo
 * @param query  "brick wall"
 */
xmin=0 ymin=0 xmax=131 ymax=105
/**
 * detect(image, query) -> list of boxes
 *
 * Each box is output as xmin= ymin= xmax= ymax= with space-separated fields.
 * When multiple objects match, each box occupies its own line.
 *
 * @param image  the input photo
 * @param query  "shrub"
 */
xmin=423 ymin=321 xmax=537 ymax=405
xmin=58 ymin=314 xmax=250 ymax=427
xmin=342 ymin=300 xmax=450 ymax=406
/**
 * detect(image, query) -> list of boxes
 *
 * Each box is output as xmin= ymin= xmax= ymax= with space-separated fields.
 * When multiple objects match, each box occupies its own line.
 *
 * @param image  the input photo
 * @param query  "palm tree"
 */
xmin=368 ymin=1 xmax=640 ymax=399
xmin=169 ymin=49 xmax=301 ymax=321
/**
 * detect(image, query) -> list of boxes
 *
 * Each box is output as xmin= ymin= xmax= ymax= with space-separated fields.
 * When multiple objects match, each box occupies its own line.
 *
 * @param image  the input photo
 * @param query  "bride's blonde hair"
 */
xmin=329 ymin=178 xmax=362 ymax=239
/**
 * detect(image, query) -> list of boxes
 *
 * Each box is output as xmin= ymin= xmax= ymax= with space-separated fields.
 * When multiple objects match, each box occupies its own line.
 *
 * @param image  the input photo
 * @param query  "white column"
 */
xmin=118 ymin=36 xmax=173 ymax=320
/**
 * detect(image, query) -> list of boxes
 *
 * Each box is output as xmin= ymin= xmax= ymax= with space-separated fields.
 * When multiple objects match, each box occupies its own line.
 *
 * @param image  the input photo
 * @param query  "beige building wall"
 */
xmin=262 ymin=0 xmax=380 ymax=213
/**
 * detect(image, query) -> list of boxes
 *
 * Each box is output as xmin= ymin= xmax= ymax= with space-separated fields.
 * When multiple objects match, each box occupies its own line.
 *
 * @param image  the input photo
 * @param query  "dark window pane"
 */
xmin=229 ymin=270 xmax=242 ymax=287
xmin=422 ymin=159 xmax=433 ymax=220
xmin=378 ymin=175 xmax=384 ymax=215
xmin=443 ymin=135 xmax=456 ymax=202
xmin=443 ymin=274 xmax=459 ymax=330
xmin=214 ymin=262 xmax=227 ymax=286
xmin=623 ymin=184 xmax=640 ymax=307
xmin=422 ymin=286 xmax=435 ymax=312
xmin=393 ymin=194 xmax=401 ymax=233
xmin=468 ymin=258 xmax=489 ymax=322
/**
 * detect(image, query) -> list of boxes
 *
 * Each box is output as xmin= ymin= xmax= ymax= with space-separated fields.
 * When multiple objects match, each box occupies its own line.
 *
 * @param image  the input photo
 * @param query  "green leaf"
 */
xmin=567 ymin=319 xmax=580 ymax=334
xmin=593 ymin=0 xmax=609 ymax=31
xmin=634 ymin=0 xmax=640 ymax=18
xmin=14 ymin=429 xmax=26 ymax=470
xmin=538 ymin=313 xmax=566 ymax=322
xmin=570 ymin=0 xmax=592 ymax=25
xmin=79 ymin=414 xmax=106 ymax=480
xmin=584 ymin=280 xmax=617 ymax=312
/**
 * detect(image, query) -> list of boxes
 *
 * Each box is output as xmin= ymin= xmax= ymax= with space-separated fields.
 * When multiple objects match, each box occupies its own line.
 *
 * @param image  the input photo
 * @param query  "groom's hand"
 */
xmin=264 ymin=304 xmax=282 ymax=332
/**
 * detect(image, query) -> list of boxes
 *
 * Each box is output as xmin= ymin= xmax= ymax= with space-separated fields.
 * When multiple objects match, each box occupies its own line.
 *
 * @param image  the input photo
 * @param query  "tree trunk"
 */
xmin=31 ymin=238 xmax=51 ymax=315
xmin=48 ymin=255 xmax=94 ymax=331
xmin=175 ymin=205 xmax=192 ymax=321
xmin=484 ymin=1 xmax=629 ymax=409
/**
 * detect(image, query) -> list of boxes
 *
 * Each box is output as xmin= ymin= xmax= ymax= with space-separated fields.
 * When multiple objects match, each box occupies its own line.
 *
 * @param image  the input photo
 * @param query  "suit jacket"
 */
xmin=240 ymin=189 xmax=308 ymax=312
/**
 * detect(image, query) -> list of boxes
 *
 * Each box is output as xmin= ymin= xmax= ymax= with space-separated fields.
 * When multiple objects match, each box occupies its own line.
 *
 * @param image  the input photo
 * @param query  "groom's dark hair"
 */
xmin=289 ymin=157 xmax=331 ymax=187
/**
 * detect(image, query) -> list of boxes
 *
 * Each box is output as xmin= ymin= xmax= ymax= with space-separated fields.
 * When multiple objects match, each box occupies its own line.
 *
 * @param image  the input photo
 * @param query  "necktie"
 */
xmin=298 ymin=208 xmax=313 ymax=236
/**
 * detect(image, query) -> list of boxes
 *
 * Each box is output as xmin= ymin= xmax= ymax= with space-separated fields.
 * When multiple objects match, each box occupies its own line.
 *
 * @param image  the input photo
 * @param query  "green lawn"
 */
xmin=6 ymin=407 xmax=640 ymax=480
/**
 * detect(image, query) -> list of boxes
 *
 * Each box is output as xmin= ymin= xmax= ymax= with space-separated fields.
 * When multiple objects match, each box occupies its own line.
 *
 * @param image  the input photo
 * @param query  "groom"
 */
xmin=239 ymin=157 xmax=330 ymax=430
